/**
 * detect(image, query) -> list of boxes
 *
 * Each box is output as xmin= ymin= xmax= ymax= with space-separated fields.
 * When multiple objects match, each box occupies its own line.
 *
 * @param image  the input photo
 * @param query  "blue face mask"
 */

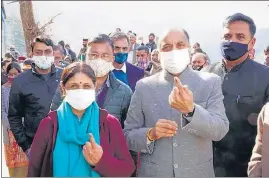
xmin=220 ymin=41 xmax=249 ymax=61
xmin=114 ymin=53 xmax=128 ymax=64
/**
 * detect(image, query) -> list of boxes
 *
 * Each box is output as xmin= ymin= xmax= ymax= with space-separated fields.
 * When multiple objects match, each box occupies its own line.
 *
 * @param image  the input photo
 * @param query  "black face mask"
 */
xmin=192 ymin=65 xmax=204 ymax=71
xmin=220 ymin=41 xmax=250 ymax=61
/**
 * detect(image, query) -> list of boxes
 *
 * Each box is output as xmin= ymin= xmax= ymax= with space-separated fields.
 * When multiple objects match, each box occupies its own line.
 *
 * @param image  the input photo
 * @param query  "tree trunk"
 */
xmin=19 ymin=0 xmax=38 ymax=57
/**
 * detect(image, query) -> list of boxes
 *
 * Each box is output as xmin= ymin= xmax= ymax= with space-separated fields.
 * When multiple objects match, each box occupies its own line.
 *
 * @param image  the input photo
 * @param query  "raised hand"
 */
xmin=82 ymin=133 xmax=103 ymax=166
xmin=168 ymin=77 xmax=194 ymax=114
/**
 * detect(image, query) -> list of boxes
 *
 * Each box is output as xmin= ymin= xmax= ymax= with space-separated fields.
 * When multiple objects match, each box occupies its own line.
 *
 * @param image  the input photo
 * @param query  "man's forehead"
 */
xmin=223 ymin=21 xmax=251 ymax=35
xmin=138 ymin=50 xmax=147 ymax=54
xmin=114 ymin=38 xmax=129 ymax=47
xmin=161 ymin=30 xmax=188 ymax=44
xmin=33 ymin=42 xmax=53 ymax=50
xmin=89 ymin=42 xmax=113 ymax=53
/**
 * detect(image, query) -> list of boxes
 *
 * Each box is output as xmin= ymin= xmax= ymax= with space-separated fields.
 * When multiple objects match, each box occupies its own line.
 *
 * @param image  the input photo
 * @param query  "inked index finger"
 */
xmin=174 ymin=77 xmax=184 ymax=93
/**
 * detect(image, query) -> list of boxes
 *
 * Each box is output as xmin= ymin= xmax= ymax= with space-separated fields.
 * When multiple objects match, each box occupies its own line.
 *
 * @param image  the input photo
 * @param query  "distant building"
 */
xmin=3 ymin=17 xmax=26 ymax=56
xmin=1 ymin=1 xmax=6 ymax=55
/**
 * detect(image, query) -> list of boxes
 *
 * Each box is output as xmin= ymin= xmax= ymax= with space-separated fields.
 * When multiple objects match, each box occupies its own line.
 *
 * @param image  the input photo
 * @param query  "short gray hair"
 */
xmin=223 ymin=13 xmax=256 ymax=37
xmin=158 ymin=28 xmax=190 ymax=49
xmin=110 ymin=32 xmax=130 ymax=45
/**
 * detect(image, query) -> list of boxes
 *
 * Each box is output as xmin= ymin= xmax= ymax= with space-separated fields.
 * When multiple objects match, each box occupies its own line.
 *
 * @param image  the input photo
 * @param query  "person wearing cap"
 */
xmin=146 ymin=33 xmax=157 ymax=52
xmin=264 ymin=45 xmax=269 ymax=66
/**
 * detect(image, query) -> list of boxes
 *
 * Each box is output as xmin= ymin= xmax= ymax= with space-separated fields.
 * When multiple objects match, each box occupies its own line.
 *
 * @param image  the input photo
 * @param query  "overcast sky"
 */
xmin=3 ymin=1 xmax=269 ymax=59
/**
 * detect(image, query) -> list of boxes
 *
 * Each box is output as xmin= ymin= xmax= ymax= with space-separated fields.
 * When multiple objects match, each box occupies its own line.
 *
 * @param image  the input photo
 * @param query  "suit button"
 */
xmin=173 ymin=143 xmax=177 ymax=147
xmin=174 ymin=164 xmax=178 ymax=168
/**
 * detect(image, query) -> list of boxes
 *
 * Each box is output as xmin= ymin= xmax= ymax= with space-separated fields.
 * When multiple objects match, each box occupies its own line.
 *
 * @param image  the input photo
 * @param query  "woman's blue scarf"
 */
xmin=53 ymin=101 xmax=100 ymax=177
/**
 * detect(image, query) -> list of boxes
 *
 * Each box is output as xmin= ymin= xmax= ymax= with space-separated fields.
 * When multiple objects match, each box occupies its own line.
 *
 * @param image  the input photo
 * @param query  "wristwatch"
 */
xmin=183 ymin=106 xmax=196 ymax=118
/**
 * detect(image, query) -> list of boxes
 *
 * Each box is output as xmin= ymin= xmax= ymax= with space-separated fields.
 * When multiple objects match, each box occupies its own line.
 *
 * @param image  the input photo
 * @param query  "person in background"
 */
xmin=150 ymin=49 xmax=162 ymax=75
xmin=78 ymin=39 xmax=89 ymax=61
xmin=50 ymin=34 xmax=132 ymax=129
xmin=192 ymin=42 xmax=201 ymax=50
xmin=58 ymin=41 xmax=66 ymax=54
xmin=17 ymin=56 xmax=26 ymax=64
xmin=126 ymin=33 xmax=140 ymax=64
xmin=127 ymin=30 xmax=132 ymax=36
xmin=249 ymin=48 xmax=255 ymax=60
xmin=146 ymin=33 xmax=157 ymax=52
xmin=2 ymin=62 xmax=28 ymax=177
xmin=124 ymin=28 xmax=229 ymax=177
xmin=8 ymin=36 xmax=62 ymax=157
xmin=110 ymin=32 xmax=144 ymax=176
xmin=27 ymin=62 xmax=135 ymax=177
xmin=116 ymin=28 xmax=121 ymax=32
xmin=111 ymin=32 xmax=144 ymax=92
xmin=8 ymin=45 xmax=20 ymax=60
xmin=22 ymin=59 xmax=34 ymax=71
xmin=65 ymin=44 xmax=77 ymax=62
xmin=248 ymin=102 xmax=269 ymax=177
xmin=137 ymin=36 xmax=144 ymax=46
xmin=53 ymin=45 xmax=65 ymax=68
xmin=203 ymin=13 xmax=269 ymax=177
xmin=1 ymin=53 xmax=15 ymax=85
xmin=53 ymin=45 xmax=70 ymax=68
xmin=192 ymin=52 xmax=209 ymax=71
xmin=264 ymin=45 xmax=269 ymax=66
xmin=136 ymin=45 xmax=151 ymax=73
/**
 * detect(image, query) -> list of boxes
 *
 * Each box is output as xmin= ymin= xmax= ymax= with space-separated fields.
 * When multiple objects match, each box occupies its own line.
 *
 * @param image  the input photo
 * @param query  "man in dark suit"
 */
xmin=203 ymin=13 xmax=269 ymax=177
xmin=110 ymin=32 xmax=144 ymax=92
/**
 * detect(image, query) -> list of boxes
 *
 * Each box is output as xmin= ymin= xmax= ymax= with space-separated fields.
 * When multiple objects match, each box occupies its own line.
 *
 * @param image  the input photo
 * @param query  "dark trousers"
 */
xmin=130 ymin=150 xmax=138 ymax=177
xmin=214 ymin=149 xmax=250 ymax=177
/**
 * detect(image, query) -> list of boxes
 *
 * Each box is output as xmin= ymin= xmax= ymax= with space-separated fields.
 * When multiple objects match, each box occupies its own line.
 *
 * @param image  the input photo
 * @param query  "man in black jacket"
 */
xmin=203 ymin=13 xmax=269 ymax=177
xmin=145 ymin=33 xmax=157 ymax=52
xmin=8 ymin=36 xmax=61 ymax=156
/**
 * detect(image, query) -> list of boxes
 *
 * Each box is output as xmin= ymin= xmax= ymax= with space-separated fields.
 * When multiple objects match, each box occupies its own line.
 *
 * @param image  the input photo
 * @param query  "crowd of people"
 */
xmin=1 ymin=12 xmax=269 ymax=177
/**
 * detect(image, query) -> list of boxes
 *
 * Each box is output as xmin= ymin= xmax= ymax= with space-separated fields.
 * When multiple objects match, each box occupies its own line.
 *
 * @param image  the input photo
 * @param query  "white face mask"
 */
xmin=64 ymin=89 xmax=95 ymax=110
xmin=32 ymin=56 xmax=54 ymax=70
xmin=86 ymin=58 xmax=113 ymax=77
xmin=160 ymin=49 xmax=191 ymax=74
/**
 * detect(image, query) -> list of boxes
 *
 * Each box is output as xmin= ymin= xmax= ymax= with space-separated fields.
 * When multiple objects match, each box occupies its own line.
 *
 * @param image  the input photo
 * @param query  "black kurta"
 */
xmin=203 ymin=58 xmax=269 ymax=176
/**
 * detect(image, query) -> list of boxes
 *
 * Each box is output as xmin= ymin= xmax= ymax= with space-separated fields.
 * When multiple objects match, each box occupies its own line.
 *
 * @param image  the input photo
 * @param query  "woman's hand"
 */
xmin=83 ymin=133 xmax=103 ymax=166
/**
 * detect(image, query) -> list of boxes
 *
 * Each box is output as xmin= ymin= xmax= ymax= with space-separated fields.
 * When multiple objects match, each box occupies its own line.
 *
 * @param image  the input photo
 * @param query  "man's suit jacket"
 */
xmin=124 ymin=66 xmax=229 ymax=177
xmin=126 ymin=62 xmax=144 ymax=92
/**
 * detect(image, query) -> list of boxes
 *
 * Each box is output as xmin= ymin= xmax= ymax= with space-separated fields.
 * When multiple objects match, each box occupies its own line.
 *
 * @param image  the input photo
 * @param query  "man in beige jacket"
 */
xmin=248 ymin=102 xmax=269 ymax=177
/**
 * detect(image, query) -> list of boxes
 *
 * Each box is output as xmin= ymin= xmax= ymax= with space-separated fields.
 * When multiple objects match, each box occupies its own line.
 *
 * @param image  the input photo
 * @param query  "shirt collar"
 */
xmin=113 ymin=63 xmax=127 ymax=73
xmin=105 ymin=74 xmax=110 ymax=87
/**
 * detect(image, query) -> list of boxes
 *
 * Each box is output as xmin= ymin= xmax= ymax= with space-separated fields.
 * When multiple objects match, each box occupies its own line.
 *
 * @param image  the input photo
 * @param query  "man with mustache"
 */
xmin=203 ymin=13 xmax=269 ymax=177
